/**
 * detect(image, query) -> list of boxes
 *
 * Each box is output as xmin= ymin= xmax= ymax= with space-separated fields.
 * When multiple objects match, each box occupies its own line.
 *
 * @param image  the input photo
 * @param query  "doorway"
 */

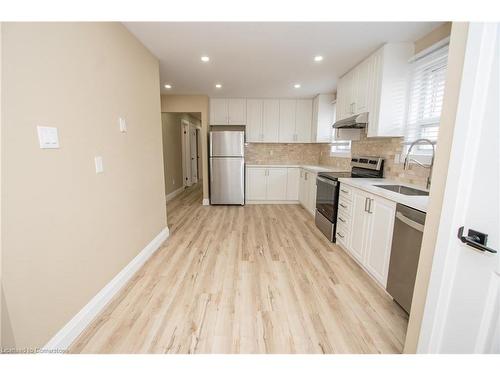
xmin=161 ymin=112 xmax=202 ymax=203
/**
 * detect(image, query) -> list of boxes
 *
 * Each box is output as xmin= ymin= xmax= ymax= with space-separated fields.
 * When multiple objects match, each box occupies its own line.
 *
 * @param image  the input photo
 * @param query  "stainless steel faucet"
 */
xmin=404 ymin=138 xmax=435 ymax=190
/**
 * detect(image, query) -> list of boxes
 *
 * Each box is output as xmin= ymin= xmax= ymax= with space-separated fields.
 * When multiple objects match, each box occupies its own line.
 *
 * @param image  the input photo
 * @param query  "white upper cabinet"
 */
xmin=335 ymin=42 xmax=414 ymax=137
xmin=278 ymin=99 xmax=296 ymax=142
xmin=311 ymin=94 xmax=335 ymax=143
xmin=227 ymin=98 xmax=246 ymax=125
xmin=246 ymin=99 xmax=263 ymax=142
xmin=210 ymin=98 xmax=228 ymax=125
xmin=209 ymin=98 xmax=246 ymax=125
xmin=262 ymin=99 xmax=280 ymax=142
xmin=295 ymin=99 xmax=313 ymax=142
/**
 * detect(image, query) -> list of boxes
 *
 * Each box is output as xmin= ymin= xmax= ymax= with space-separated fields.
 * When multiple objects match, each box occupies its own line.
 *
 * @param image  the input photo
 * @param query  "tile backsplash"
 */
xmin=245 ymin=134 xmax=431 ymax=188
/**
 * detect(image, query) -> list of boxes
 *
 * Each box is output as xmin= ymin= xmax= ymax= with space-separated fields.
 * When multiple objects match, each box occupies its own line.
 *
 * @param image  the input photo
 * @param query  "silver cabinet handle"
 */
xmin=341 ymin=189 xmax=349 ymax=194
xmin=338 ymin=217 xmax=346 ymax=223
xmin=364 ymin=197 xmax=369 ymax=212
xmin=339 ymin=203 xmax=347 ymax=209
xmin=367 ymin=198 xmax=373 ymax=214
xmin=337 ymin=233 xmax=345 ymax=238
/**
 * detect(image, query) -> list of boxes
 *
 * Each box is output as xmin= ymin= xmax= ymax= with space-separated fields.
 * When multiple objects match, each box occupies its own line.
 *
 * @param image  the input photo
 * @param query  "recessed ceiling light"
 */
xmin=164 ymin=84 xmax=172 ymax=89
xmin=201 ymin=56 xmax=210 ymax=62
xmin=215 ymin=84 xmax=222 ymax=88
xmin=294 ymin=84 xmax=301 ymax=89
xmin=314 ymin=55 xmax=324 ymax=62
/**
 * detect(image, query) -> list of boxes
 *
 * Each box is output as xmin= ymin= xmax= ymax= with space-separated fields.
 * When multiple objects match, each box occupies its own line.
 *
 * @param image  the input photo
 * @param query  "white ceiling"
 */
xmin=124 ymin=22 xmax=442 ymax=98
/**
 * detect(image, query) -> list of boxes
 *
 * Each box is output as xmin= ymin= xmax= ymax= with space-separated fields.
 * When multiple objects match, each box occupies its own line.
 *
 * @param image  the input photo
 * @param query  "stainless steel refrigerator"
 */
xmin=209 ymin=130 xmax=245 ymax=205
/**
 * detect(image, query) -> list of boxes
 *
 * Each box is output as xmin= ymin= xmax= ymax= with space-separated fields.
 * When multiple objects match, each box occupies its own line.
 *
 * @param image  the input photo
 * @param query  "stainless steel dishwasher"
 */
xmin=386 ymin=204 xmax=426 ymax=314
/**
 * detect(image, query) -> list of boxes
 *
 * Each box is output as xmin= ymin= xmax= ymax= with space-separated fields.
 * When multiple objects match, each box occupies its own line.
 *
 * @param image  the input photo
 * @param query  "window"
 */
xmin=330 ymin=101 xmax=352 ymax=156
xmin=404 ymin=44 xmax=449 ymax=157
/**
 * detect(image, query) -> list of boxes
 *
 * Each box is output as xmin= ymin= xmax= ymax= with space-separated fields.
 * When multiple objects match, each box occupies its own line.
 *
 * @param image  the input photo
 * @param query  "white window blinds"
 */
xmin=404 ymin=45 xmax=449 ymax=153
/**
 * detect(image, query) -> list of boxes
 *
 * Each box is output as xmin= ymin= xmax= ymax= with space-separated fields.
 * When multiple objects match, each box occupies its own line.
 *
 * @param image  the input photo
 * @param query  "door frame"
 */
xmin=181 ymin=118 xmax=191 ymax=187
xmin=415 ymin=23 xmax=499 ymax=353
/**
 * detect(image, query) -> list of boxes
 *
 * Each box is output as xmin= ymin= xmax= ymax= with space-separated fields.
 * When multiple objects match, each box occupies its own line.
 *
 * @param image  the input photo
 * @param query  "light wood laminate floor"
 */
xmin=70 ymin=183 xmax=408 ymax=354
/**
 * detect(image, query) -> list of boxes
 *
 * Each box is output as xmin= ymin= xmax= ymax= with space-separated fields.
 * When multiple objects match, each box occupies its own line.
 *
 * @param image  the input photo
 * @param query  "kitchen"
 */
xmin=207 ymin=39 xmax=437 ymax=317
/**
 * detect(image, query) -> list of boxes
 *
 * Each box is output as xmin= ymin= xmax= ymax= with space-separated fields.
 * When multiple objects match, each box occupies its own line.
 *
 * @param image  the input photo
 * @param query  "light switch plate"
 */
xmin=37 ymin=126 xmax=60 ymax=149
xmin=119 ymin=118 xmax=127 ymax=133
xmin=94 ymin=156 xmax=104 ymax=174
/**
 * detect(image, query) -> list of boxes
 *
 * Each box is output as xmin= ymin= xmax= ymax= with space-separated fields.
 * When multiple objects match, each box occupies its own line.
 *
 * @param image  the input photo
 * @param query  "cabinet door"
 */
xmin=307 ymin=172 xmax=317 ymax=215
xmin=266 ymin=168 xmax=288 ymax=200
xmin=246 ymin=99 xmax=263 ymax=142
xmin=355 ymin=58 xmax=371 ymax=114
xmin=278 ymin=99 xmax=296 ymax=142
xmin=295 ymin=99 xmax=313 ymax=143
xmin=364 ymin=196 xmax=396 ymax=287
xmin=246 ymin=167 xmax=267 ymax=200
xmin=349 ymin=188 xmax=369 ymax=263
xmin=262 ymin=99 xmax=280 ymax=142
xmin=336 ymin=77 xmax=346 ymax=121
xmin=227 ymin=98 xmax=246 ymax=125
xmin=342 ymin=71 xmax=355 ymax=117
xmin=367 ymin=49 xmax=383 ymax=137
xmin=299 ymin=169 xmax=307 ymax=207
xmin=210 ymin=98 xmax=228 ymax=125
xmin=286 ymin=168 xmax=300 ymax=201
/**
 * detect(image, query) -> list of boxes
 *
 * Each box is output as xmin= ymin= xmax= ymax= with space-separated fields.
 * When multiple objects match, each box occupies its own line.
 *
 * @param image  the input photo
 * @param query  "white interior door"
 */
xmin=418 ymin=23 xmax=500 ymax=354
xmin=181 ymin=119 xmax=192 ymax=187
xmin=190 ymin=126 xmax=198 ymax=184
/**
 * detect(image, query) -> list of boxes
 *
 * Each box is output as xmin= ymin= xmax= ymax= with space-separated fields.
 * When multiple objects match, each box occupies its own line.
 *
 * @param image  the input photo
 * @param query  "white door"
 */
xmin=190 ymin=126 xmax=198 ymax=184
xmin=355 ymin=58 xmax=371 ymax=113
xmin=181 ymin=119 xmax=192 ymax=186
xmin=349 ymin=188 xmax=368 ymax=263
xmin=295 ymin=99 xmax=312 ymax=143
xmin=286 ymin=168 xmax=300 ymax=201
xmin=246 ymin=99 xmax=263 ymax=142
xmin=227 ymin=98 xmax=246 ymax=125
xmin=363 ymin=196 xmax=396 ymax=287
xmin=278 ymin=99 xmax=296 ymax=142
xmin=262 ymin=99 xmax=280 ymax=142
xmin=266 ymin=168 xmax=288 ymax=200
xmin=418 ymin=23 xmax=500 ymax=354
xmin=246 ymin=167 xmax=267 ymax=201
xmin=210 ymin=98 xmax=227 ymax=125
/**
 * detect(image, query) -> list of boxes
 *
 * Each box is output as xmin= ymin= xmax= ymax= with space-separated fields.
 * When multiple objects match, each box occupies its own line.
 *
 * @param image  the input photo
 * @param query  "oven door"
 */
xmin=315 ymin=176 xmax=338 ymax=222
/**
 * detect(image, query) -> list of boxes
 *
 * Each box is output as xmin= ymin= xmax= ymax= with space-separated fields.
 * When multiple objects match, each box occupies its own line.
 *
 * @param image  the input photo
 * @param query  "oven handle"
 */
xmin=316 ymin=176 xmax=338 ymax=186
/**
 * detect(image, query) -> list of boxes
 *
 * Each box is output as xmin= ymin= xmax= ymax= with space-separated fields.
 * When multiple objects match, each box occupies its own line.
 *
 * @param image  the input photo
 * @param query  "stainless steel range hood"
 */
xmin=333 ymin=112 xmax=368 ymax=129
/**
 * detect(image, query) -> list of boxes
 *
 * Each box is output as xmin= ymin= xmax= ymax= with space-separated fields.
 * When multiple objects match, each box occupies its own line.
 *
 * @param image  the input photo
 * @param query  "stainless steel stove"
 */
xmin=315 ymin=157 xmax=384 ymax=242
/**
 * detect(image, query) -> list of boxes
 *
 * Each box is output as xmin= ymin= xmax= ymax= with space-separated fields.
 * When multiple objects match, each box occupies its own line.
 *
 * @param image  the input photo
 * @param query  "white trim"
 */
xmin=202 ymin=198 xmax=210 ymax=206
xmin=409 ymin=36 xmax=450 ymax=63
xmin=42 ymin=227 xmax=169 ymax=352
xmin=165 ymin=186 xmax=184 ymax=202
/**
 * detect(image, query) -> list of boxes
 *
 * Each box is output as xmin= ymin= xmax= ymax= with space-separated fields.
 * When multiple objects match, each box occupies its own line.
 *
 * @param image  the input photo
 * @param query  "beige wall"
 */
xmin=415 ymin=22 xmax=452 ymax=53
xmin=1 ymin=23 xmax=167 ymax=349
xmin=161 ymin=113 xmax=183 ymax=195
xmin=404 ymin=22 xmax=469 ymax=353
xmin=161 ymin=95 xmax=209 ymax=200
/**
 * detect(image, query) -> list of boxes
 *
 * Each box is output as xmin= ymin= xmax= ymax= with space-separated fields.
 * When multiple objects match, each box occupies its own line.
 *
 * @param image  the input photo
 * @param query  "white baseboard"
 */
xmin=165 ymin=186 xmax=184 ymax=202
xmin=42 ymin=227 xmax=170 ymax=352
xmin=202 ymin=198 xmax=210 ymax=206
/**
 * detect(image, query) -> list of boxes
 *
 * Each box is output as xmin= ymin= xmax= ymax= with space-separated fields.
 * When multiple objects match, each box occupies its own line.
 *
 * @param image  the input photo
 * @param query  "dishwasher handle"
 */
xmin=396 ymin=211 xmax=425 ymax=233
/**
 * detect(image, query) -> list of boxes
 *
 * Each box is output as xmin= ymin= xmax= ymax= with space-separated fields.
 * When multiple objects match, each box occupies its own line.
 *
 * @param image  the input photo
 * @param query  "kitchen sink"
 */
xmin=373 ymin=184 xmax=429 ymax=196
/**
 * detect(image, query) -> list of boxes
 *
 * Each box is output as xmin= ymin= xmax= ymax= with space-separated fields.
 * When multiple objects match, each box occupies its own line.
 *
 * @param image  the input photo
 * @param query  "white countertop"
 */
xmin=338 ymin=178 xmax=429 ymax=213
xmin=246 ymin=164 xmax=350 ymax=173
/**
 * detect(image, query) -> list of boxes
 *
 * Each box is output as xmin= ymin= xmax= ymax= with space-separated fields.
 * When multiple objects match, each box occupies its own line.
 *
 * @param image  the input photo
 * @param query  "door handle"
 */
xmin=364 ymin=197 xmax=369 ymax=212
xmin=457 ymin=226 xmax=497 ymax=253
xmin=367 ymin=198 xmax=373 ymax=214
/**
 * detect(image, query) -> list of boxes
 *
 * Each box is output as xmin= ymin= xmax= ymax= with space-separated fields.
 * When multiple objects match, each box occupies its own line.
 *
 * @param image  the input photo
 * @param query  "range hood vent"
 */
xmin=333 ymin=112 xmax=369 ymax=129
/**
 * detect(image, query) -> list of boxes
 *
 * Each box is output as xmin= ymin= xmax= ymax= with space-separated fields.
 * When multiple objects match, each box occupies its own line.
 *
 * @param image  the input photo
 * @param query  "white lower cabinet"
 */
xmin=337 ymin=183 xmax=396 ymax=287
xmin=298 ymin=169 xmax=317 ymax=216
xmin=246 ymin=167 xmax=298 ymax=202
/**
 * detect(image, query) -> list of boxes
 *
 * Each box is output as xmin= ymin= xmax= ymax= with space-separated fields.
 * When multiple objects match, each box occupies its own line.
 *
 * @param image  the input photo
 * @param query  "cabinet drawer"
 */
xmin=336 ymin=225 xmax=349 ymax=247
xmin=339 ymin=184 xmax=353 ymax=201
xmin=336 ymin=213 xmax=350 ymax=228
xmin=338 ymin=198 xmax=352 ymax=216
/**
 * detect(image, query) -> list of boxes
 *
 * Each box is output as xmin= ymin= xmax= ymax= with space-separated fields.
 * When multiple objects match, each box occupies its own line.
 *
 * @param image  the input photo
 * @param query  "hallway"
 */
xmin=70 ymin=184 xmax=408 ymax=353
